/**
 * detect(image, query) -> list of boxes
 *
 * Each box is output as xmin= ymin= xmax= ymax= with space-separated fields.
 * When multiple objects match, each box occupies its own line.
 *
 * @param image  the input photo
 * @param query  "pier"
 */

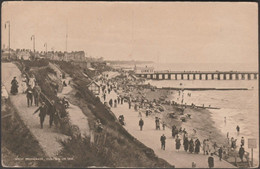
xmin=135 ymin=71 xmax=259 ymax=80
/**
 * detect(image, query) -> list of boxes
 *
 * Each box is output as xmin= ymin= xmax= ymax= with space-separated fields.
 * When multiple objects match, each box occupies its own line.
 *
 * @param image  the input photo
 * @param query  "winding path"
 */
xmin=2 ymin=63 xmax=68 ymax=157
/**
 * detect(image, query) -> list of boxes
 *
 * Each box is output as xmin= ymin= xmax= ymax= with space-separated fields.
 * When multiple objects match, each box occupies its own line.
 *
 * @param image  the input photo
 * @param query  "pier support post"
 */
xmin=223 ymin=74 xmax=226 ymax=80
xmin=218 ymin=74 xmax=220 ymax=80
xmin=187 ymin=74 xmax=190 ymax=80
xmin=168 ymin=74 xmax=171 ymax=80
xmin=205 ymin=74 xmax=208 ymax=80
xmin=156 ymin=74 xmax=159 ymax=80
xmin=181 ymin=74 xmax=184 ymax=80
xmin=248 ymin=74 xmax=251 ymax=80
xmin=241 ymin=74 xmax=245 ymax=80
xmin=236 ymin=74 xmax=239 ymax=80
xmin=151 ymin=74 xmax=153 ymax=79
xmin=175 ymin=74 xmax=178 ymax=80
xmin=211 ymin=74 xmax=214 ymax=80
xmin=144 ymin=74 xmax=147 ymax=78
xmin=162 ymin=74 xmax=165 ymax=80
xmin=199 ymin=74 xmax=202 ymax=80
xmin=229 ymin=74 xmax=232 ymax=80
xmin=254 ymin=74 xmax=257 ymax=80
xmin=193 ymin=74 xmax=196 ymax=80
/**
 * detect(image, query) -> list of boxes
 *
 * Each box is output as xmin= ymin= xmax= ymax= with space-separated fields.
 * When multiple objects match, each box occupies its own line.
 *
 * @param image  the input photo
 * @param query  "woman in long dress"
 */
xmin=189 ymin=138 xmax=194 ymax=153
xmin=175 ymin=135 xmax=181 ymax=152
xmin=21 ymin=74 xmax=28 ymax=93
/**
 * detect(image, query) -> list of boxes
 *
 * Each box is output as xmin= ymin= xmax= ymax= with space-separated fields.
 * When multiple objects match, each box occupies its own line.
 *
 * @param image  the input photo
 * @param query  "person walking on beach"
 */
xmin=139 ymin=118 xmax=144 ymax=131
xmin=175 ymin=135 xmax=181 ymax=152
xmin=160 ymin=134 xmax=166 ymax=150
xmin=195 ymin=139 xmax=201 ymax=154
xmin=208 ymin=153 xmax=214 ymax=168
xmin=218 ymin=146 xmax=223 ymax=161
xmin=189 ymin=138 xmax=194 ymax=153
xmin=33 ymin=102 xmax=47 ymax=129
xmin=184 ymin=136 xmax=189 ymax=152
xmin=205 ymin=139 xmax=210 ymax=155
xmin=236 ymin=125 xmax=240 ymax=135
xmin=238 ymin=145 xmax=245 ymax=162
xmin=25 ymin=85 xmax=34 ymax=107
xmin=121 ymin=97 xmax=124 ymax=104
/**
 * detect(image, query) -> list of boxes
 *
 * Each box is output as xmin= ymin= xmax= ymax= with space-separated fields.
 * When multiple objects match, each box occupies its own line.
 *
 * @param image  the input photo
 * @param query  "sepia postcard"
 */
xmin=1 ymin=1 xmax=259 ymax=168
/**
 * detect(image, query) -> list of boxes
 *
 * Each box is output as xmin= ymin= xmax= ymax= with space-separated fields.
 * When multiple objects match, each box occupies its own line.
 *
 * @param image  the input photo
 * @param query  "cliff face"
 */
xmin=53 ymin=60 xmax=173 ymax=168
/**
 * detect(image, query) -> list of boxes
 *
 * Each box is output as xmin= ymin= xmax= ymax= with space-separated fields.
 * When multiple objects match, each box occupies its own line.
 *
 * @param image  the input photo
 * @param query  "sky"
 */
xmin=1 ymin=2 xmax=258 ymax=66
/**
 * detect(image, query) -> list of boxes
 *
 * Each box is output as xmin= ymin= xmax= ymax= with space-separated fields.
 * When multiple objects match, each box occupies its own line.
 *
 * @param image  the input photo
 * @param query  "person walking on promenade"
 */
xmin=29 ymin=74 xmax=36 ymax=89
xmin=241 ymin=137 xmax=245 ymax=146
xmin=103 ymin=93 xmax=106 ymax=101
xmin=139 ymin=118 xmax=144 ymax=131
xmin=49 ymin=100 xmax=56 ymax=128
xmin=195 ymin=138 xmax=201 ymax=154
xmin=184 ymin=136 xmax=189 ymax=152
xmin=172 ymin=125 xmax=177 ymax=137
xmin=238 ymin=145 xmax=245 ymax=162
xmin=175 ymin=135 xmax=181 ymax=152
xmin=21 ymin=74 xmax=28 ymax=93
xmin=189 ymin=138 xmax=194 ymax=153
xmin=146 ymin=109 xmax=149 ymax=117
xmin=160 ymin=134 xmax=166 ymax=150
xmin=134 ymin=104 xmax=138 ymax=111
xmin=128 ymin=100 xmax=131 ymax=109
xmin=121 ymin=97 xmax=124 ymax=104
xmin=25 ymin=85 xmax=34 ymax=107
xmin=33 ymin=102 xmax=47 ymax=129
xmin=208 ymin=153 xmax=214 ymax=168
xmin=162 ymin=122 xmax=166 ymax=130
xmin=236 ymin=125 xmax=240 ymax=135
xmin=203 ymin=139 xmax=207 ymax=155
xmin=155 ymin=117 xmax=160 ymax=130
xmin=117 ymin=96 xmax=120 ymax=104
xmin=11 ymin=77 xmax=19 ymax=95
xmin=109 ymin=99 xmax=113 ymax=107
xmin=218 ymin=146 xmax=223 ymax=161
xmin=205 ymin=139 xmax=210 ymax=155
xmin=33 ymin=83 xmax=41 ymax=106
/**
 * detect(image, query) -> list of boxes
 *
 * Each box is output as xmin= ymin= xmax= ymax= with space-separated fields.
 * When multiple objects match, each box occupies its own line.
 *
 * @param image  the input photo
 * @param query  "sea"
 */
xmin=113 ymin=62 xmax=259 ymax=165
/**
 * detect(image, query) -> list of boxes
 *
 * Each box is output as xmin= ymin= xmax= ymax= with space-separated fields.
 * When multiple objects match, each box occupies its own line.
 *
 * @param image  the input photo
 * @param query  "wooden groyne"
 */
xmin=161 ymin=87 xmax=248 ymax=91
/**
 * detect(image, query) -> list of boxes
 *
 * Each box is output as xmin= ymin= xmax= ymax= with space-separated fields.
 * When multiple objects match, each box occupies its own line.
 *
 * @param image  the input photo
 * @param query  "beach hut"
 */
xmin=128 ymin=74 xmax=138 ymax=81
xmin=87 ymin=81 xmax=100 ymax=95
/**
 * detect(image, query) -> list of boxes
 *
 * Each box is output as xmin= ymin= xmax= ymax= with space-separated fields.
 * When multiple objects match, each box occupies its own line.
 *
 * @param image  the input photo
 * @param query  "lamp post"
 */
xmin=5 ymin=21 xmax=10 ymax=60
xmin=44 ymin=43 xmax=47 ymax=54
xmin=31 ymin=35 xmax=35 ymax=60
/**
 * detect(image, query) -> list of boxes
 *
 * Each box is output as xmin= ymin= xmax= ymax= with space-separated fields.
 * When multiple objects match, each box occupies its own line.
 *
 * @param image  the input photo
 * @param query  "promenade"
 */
xmin=103 ymin=89 xmax=236 ymax=168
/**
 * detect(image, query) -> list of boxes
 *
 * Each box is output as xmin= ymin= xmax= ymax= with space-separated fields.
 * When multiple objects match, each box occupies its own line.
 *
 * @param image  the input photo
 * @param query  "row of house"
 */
xmin=1 ymin=48 xmax=105 ymax=63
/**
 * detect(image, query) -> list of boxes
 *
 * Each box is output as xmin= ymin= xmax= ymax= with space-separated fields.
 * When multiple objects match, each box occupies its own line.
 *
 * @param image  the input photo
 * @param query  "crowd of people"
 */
xmin=96 ymin=71 xmax=249 ymax=168
xmin=10 ymin=74 xmax=63 ymax=129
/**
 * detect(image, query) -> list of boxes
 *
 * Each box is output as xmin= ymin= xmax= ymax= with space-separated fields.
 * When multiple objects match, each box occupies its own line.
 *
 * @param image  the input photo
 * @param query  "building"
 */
xmin=134 ymin=65 xmax=154 ymax=74
xmin=16 ymin=49 xmax=31 ymax=60
xmin=128 ymin=74 xmax=138 ymax=81
xmin=87 ymin=81 xmax=100 ymax=95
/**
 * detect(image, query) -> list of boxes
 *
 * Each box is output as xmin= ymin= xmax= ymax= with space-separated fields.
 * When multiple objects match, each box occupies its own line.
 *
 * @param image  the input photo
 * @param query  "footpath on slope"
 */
xmin=2 ymin=63 xmax=69 ymax=157
xmin=102 ymin=89 xmax=236 ymax=168
xmin=57 ymin=76 xmax=90 ymax=137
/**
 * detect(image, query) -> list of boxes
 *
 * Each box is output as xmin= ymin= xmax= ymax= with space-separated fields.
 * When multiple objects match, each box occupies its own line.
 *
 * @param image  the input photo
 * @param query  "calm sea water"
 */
xmin=114 ymin=62 xmax=259 ymax=164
